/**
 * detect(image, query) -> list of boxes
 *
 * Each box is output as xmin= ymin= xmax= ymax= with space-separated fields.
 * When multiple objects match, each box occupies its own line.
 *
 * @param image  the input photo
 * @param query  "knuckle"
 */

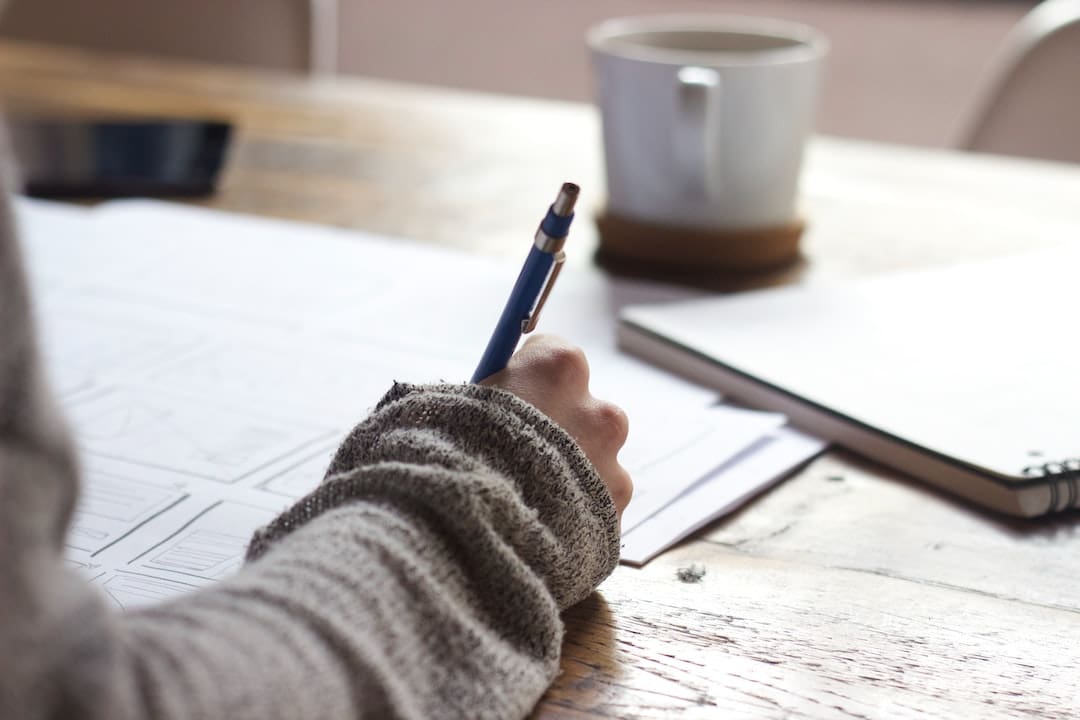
xmin=590 ymin=401 xmax=630 ymax=446
xmin=537 ymin=343 xmax=590 ymax=387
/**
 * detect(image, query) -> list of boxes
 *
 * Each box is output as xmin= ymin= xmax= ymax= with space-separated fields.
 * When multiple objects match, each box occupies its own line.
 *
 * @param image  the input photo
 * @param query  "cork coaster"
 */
xmin=595 ymin=210 xmax=805 ymax=274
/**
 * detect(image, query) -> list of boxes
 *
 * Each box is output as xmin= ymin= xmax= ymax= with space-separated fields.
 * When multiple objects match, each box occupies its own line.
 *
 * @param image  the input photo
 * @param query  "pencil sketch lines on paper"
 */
xmin=35 ymin=299 xmax=204 ymax=398
xmin=67 ymin=469 xmax=188 ymax=555
xmin=65 ymin=387 xmax=335 ymax=483
xmin=129 ymin=501 xmax=279 ymax=583
xmin=258 ymin=446 xmax=337 ymax=499
xmin=147 ymin=530 xmax=247 ymax=578
xmin=63 ymin=558 xmax=107 ymax=583
xmin=101 ymin=572 xmax=200 ymax=611
xmin=144 ymin=339 xmax=456 ymax=424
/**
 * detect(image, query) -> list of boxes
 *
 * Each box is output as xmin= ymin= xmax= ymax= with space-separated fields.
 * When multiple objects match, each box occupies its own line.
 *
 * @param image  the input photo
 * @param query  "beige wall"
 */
xmin=337 ymin=0 xmax=1031 ymax=147
xmin=0 ymin=0 xmax=316 ymax=71
xmin=0 ymin=0 xmax=1032 ymax=148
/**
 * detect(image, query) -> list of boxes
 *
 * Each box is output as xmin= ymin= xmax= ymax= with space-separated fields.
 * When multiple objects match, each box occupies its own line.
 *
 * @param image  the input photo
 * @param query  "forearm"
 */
xmin=123 ymin=383 xmax=617 ymax=720
xmin=125 ymin=499 xmax=560 ymax=719
xmin=3 ymin=383 xmax=619 ymax=720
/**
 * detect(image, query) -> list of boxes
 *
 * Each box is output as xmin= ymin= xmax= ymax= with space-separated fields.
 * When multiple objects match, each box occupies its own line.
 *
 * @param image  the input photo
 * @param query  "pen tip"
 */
xmin=553 ymin=182 xmax=580 ymax=216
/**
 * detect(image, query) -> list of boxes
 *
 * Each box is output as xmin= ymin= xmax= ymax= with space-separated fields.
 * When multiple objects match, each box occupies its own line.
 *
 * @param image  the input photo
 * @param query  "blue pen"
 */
xmin=470 ymin=182 xmax=579 ymax=383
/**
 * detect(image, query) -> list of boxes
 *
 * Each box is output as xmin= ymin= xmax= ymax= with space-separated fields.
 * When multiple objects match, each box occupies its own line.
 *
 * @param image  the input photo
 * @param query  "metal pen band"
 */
xmin=534 ymin=183 xmax=579 ymax=252
xmin=533 ymin=229 xmax=567 ymax=254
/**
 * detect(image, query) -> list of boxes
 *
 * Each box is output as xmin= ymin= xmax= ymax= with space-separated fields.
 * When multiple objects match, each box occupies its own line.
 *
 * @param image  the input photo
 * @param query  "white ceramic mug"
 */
xmin=588 ymin=15 xmax=827 ymax=230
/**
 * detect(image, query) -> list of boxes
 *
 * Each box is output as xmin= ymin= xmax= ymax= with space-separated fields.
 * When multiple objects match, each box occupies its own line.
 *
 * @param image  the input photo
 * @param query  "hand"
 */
xmin=481 ymin=334 xmax=632 ymax=519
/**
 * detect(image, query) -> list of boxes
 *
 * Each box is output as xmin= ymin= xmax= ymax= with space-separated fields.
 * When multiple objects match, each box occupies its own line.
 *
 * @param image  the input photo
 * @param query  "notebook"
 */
xmin=618 ymin=241 xmax=1080 ymax=518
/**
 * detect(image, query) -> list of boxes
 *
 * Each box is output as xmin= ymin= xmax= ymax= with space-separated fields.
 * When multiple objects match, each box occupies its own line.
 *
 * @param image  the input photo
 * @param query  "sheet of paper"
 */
xmin=618 ymin=405 xmax=786 ymax=534
xmin=620 ymin=428 xmax=827 ymax=565
xmin=16 ymin=197 xmax=816 ymax=596
xmin=24 ymin=198 xmax=718 ymax=411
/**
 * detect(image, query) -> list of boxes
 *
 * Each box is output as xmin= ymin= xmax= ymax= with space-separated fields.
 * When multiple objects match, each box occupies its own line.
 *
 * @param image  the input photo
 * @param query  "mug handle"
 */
xmin=675 ymin=66 xmax=721 ymax=199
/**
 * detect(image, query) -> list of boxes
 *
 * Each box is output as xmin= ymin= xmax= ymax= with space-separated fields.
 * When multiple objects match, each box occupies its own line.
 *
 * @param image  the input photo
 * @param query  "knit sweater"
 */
xmin=0 ymin=183 xmax=620 ymax=718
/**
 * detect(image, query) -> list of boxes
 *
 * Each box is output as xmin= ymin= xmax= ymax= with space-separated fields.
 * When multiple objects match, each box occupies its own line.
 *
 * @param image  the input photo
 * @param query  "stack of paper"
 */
xmin=18 ymin=198 xmax=824 ymax=607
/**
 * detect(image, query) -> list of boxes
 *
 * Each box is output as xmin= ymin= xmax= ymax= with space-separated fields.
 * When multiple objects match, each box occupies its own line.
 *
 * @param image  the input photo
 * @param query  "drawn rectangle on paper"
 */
xmin=149 ymin=530 xmax=246 ymax=573
xmin=101 ymin=573 xmax=200 ymax=611
xmin=67 ymin=469 xmax=186 ymax=553
xmin=258 ymin=447 xmax=337 ymax=499
xmin=66 ymin=387 xmax=333 ymax=483
xmin=135 ymin=502 xmax=279 ymax=582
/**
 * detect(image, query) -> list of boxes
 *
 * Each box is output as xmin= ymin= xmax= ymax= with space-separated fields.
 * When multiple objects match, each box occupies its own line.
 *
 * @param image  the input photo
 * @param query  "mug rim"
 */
xmin=587 ymin=14 xmax=828 ymax=67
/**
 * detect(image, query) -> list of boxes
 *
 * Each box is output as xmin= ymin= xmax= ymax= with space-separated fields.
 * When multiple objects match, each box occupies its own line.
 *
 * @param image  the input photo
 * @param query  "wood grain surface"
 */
xmin=2 ymin=41 xmax=1078 ymax=719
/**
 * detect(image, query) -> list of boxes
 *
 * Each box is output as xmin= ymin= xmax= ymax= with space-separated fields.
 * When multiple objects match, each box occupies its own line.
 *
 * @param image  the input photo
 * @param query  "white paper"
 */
xmin=619 ymin=428 xmax=827 ymax=565
xmin=16 ymin=197 xmax=819 ymax=594
xmin=618 ymin=404 xmax=786 ymax=534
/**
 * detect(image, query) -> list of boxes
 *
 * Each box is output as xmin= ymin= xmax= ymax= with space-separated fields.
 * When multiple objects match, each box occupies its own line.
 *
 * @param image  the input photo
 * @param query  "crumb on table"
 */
xmin=676 ymin=564 xmax=706 ymax=583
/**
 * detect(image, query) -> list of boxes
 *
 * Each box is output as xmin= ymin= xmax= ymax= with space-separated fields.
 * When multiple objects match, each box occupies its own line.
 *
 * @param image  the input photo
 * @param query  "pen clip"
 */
xmin=521 ymin=250 xmax=565 ymax=334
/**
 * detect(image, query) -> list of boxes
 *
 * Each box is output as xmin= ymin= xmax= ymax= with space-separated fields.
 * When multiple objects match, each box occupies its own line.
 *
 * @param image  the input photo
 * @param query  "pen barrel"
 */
xmin=471 ymin=246 xmax=555 ymax=383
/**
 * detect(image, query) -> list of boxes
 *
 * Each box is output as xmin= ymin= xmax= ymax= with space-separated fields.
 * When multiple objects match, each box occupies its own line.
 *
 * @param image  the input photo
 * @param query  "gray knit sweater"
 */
xmin=0 ymin=186 xmax=620 ymax=719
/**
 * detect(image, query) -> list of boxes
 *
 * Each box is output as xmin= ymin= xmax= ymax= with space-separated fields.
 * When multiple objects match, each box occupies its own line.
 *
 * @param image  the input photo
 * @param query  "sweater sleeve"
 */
xmin=0 ymin=191 xmax=620 ymax=718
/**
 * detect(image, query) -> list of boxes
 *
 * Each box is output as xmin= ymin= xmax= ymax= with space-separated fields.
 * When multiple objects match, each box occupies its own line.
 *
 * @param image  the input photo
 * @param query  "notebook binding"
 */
xmin=1022 ymin=459 xmax=1080 ymax=513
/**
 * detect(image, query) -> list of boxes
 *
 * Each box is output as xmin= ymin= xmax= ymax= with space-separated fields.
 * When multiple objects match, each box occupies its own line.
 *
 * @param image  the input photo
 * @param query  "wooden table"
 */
xmin=3 ymin=41 xmax=1079 ymax=719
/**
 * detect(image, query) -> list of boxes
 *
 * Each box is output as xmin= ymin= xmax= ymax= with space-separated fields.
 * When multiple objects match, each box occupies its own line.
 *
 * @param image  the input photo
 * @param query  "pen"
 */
xmin=470 ymin=182 xmax=579 ymax=383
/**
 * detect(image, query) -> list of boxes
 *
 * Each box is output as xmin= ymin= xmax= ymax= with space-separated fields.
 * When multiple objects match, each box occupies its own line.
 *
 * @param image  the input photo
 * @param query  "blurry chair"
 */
xmin=958 ymin=0 xmax=1080 ymax=163
xmin=0 ymin=0 xmax=338 ymax=74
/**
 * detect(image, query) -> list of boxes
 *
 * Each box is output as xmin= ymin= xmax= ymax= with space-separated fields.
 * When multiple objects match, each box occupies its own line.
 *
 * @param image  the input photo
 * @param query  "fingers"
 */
xmin=481 ymin=334 xmax=633 ymax=517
